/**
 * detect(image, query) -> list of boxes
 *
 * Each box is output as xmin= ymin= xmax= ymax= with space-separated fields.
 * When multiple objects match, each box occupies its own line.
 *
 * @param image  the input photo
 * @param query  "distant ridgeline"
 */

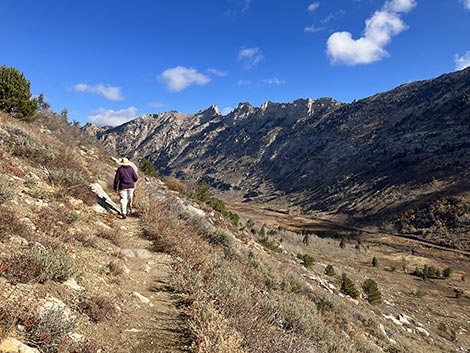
xmin=83 ymin=67 xmax=470 ymax=250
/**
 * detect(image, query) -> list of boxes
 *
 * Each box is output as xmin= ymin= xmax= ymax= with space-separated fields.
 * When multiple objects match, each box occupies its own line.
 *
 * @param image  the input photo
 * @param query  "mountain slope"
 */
xmin=86 ymin=68 xmax=470 ymax=249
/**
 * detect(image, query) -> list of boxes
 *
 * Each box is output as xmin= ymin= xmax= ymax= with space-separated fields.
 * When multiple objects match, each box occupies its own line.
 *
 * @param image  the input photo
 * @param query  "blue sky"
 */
xmin=2 ymin=0 xmax=470 ymax=126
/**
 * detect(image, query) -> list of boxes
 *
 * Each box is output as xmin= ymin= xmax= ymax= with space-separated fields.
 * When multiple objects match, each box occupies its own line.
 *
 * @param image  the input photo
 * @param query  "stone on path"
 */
xmin=63 ymin=278 xmax=85 ymax=292
xmin=0 ymin=337 xmax=40 ymax=353
xmin=121 ymin=248 xmax=153 ymax=259
xmin=132 ymin=291 xmax=150 ymax=304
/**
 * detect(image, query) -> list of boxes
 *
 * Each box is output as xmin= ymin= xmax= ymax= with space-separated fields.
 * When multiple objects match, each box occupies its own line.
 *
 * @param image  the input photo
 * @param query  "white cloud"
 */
xmin=73 ymin=83 xmax=124 ymax=101
xmin=237 ymin=79 xmax=252 ymax=86
xmin=455 ymin=51 xmax=470 ymax=70
xmin=327 ymin=0 xmax=416 ymax=65
xmin=222 ymin=106 xmax=234 ymax=115
xmin=305 ymin=25 xmax=323 ymax=33
xmin=149 ymin=101 xmax=165 ymax=108
xmin=462 ymin=0 xmax=470 ymax=10
xmin=160 ymin=66 xmax=211 ymax=92
xmin=87 ymin=106 xmax=138 ymax=127
xmin=262 ymin=78 xmax=286 ymax=86
xmin=207 ymin=68 xmax=229 ymax=77
xmin=238 ymin=47 xmax=263 ymax=69
xmin=308 ymin=2 xmax=320 ymax=12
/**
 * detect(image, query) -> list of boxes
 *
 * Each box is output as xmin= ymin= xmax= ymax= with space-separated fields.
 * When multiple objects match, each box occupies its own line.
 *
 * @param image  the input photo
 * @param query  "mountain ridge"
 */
xmin=84 ymin=67 xmax=470 ymax=249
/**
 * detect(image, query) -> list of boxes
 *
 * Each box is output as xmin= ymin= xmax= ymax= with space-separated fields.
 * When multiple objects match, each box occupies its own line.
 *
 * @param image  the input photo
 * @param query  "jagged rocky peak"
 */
xmin=260 ymin=101 xmax=275 ymax=110
xmin=81 ymin=122 xmax=112 ymax=134
xmin=195 ymin=104 xmax=221 ymax=117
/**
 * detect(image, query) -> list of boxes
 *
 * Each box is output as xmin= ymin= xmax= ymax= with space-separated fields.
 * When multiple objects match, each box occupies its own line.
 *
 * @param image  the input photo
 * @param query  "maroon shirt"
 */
xmin=113 ymin=165 xmax=138 ymax=190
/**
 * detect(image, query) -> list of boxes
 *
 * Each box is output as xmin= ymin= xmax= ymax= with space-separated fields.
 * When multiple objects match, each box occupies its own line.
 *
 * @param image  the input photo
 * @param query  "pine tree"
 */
xmin=139 ymin=158 xmax=159 ymax=178
xmin=443 ymin=267 xmax=453 ymax=279
xmin=362 ymin=278 xmax=382 ymax=305
xmin=372 ymin=256 xmax=378 ymax=267
xmin=341 ymin=273 xmax=360 ymax=299
xmin=0 ymin=65 xmax=38 ymax=120
xmin=325 ymin=264 xmax=336 ymax=276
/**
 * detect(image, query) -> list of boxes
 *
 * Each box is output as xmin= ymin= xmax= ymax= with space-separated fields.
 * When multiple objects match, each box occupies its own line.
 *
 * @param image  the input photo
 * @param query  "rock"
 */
xmin=125 ymin=328 xmax=143 ymax=333
xmin=69 ymin=197 xmax=83 ymax=207
xmin=416 ymin=327 xmax=430 ymax=337
xmin=96 ymin=221 xmax=112 ymax=230
xmin=141 ymin=265 xmax=151 ymax=273
xmin=92 ymin=204 xmax=108 ymax=213
xmin=38 ymin=297 xmax=75 ymax=323
xmin=121 ymin=249 xmax=153 ymax=259
xmin=67 ymin=332 xmax=84 ymax=343
xmin=132 ymin=291 xmax=150 ymax=304
xmin=16 ymin=283 xmax=33 ymax=293
xmin=63 ymin=278 xmax=84 ymax=292
xmin=0 ymin=337 xmax=40 ymax=353
xmin=9 ymin=235 xmax=29 ymax=245
xmin=31 ymin=242 xmax=46 ymax=251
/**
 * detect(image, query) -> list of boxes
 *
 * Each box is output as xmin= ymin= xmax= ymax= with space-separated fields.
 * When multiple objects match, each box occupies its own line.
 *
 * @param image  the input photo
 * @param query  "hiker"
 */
xmin=113 ymin=157 xmax=139 ymax=219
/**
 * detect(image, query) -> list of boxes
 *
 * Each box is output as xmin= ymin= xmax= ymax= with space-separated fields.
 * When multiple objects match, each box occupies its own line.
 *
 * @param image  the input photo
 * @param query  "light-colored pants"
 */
xmin=119 ymin=188 xmax=135 ymax=215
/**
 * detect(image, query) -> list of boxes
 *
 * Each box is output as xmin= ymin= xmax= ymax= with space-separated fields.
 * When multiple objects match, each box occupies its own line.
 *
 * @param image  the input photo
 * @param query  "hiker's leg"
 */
xmin=119 ymin=189 xmax=128 ymax=216
xmin=127 ymin=188 xmax=135 ymax=214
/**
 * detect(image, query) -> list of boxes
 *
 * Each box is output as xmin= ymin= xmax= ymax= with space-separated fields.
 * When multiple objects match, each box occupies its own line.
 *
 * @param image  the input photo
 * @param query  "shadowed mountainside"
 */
xmin=84 ymin=67 xmax=470 ymax=249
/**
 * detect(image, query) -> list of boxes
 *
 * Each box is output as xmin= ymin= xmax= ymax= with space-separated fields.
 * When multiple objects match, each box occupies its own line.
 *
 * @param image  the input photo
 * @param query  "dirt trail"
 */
xmin=85 ymin=216 xmax=191 ymax=353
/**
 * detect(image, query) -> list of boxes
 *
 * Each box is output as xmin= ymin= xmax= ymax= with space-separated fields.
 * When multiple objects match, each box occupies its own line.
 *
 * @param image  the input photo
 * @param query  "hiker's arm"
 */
xmin=113 ymin=170 xmax=120 ymax=190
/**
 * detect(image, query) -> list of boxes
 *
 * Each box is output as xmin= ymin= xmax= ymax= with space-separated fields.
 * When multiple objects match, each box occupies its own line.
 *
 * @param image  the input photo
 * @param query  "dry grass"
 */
xmin=138 ymin=186 xmax=402 ymax=353
xmin=0 ymin=207 xmax=32 ymax=240
xmin=79 ymin=295 xmax=116 ymax=323
xmin=3 ymin=247 xmax=77 ymax=284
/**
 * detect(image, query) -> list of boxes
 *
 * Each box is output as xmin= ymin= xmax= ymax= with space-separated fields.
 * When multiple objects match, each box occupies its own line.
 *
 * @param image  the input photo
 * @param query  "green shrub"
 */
xmin=340 ymin=273 xmax=360 ymax=299
xmin=297 ymin=253 xmax=315 ymax=269
xmin=139 ymin=158 xmax=159 ymax=178
xmin=443 ymin=267 xmax=453 ymax=278
xmin=362 ymin=279 xmax=382 ymax=305
xmin=372 ymin=256 xmax=378 ymax=267
xmin=325 ymin=264 xmax=336 ymax=276
xmin=0 ymin=65 xmax=38 ymax=121
xmin=259 ymin=237 xmax=282 ymax=253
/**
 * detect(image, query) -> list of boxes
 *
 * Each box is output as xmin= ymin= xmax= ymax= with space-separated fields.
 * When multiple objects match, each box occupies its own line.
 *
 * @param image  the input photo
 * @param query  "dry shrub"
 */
xmin=189 ymin=300 xmax=244 ymax=353
xmin=0 ymin=207 xmax=32 ymax=240
xmin=2 ymin=124 xmax=58 ymax=164
xmin=97 ymin=229 xmax=120 ymax=246
xmin=138 ymin=182 xmax=395 ymax=353
xmin=0 ymin=183 xmax=15 ymax=205
xmin=70 ymin=232 xmax=98 ymax=248
xmin=0 ymin=302 xmax=34 ymax=339
xmin=4 ymin=247 xmax=77 ymax=284
xmin=25 ymin=306 xmax=76 ymax=353
xmin=107 ymin=260 xmax=125 ymax=276
xmin=2 ymin=122 xmax=96 ymax=205
xmin=34 ymin=204 xmax=74 ymax=237
xmin=79 ymin=296 xmax=116 ymax=322
xmin=163 ymin=176 xmax=187 ymax=193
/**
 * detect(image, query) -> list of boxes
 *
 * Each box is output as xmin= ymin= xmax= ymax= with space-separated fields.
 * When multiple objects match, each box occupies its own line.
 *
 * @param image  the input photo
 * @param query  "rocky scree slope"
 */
xmin=85 ymin=68 xmax=470 ymax=250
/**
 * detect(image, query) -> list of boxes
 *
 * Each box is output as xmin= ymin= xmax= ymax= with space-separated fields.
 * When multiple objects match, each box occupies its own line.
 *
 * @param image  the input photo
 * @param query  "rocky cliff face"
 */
xmin=85 ymin=68 xmax=470 ymax=243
